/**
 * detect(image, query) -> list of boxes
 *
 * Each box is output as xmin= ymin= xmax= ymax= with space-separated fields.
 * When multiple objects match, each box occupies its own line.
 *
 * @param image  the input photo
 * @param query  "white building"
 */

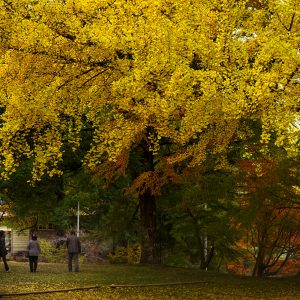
xmin=0 ymin=226 xmax=29 ymax=257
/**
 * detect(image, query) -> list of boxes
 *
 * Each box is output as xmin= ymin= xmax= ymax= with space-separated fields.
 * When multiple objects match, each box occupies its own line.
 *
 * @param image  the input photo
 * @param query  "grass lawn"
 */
xmin=0 ymin=261 xmax=300 ymax=299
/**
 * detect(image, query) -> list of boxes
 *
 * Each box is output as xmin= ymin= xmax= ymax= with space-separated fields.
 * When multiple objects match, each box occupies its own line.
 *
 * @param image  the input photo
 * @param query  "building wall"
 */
xmin=0 ymin=226 xmax=29 ymax=255
xmin=11 ymin=229 xmax=29 ymax=254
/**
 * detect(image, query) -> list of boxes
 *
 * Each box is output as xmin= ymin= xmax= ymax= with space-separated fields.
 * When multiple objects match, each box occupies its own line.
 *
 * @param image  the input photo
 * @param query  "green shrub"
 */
xmin=109 ymin=243 xmax=141 ymax=264
xmin=39 ymin=239 xmax=67 ymax=263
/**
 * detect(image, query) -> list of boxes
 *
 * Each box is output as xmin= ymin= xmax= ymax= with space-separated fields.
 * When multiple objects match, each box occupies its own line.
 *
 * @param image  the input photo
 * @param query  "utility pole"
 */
xmin=77 ymin=201 xmax=80 ymax=237
xmin=204 ymin=203 xmax=207 ymax=271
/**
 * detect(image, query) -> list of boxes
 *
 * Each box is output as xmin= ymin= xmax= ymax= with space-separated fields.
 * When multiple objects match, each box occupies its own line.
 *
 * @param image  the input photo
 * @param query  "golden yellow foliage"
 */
xmin=0 ymin=0 xmax=299 ymax=179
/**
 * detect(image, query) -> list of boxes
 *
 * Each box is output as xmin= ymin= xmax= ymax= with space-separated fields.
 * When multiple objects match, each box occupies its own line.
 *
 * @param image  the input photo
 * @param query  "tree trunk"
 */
xmin=139 ymin=189 xmax=158 ymax=263
xmin=252 ymin=227 xmax=268 ymax=277
xmin=256 ymin=261 xmax=265 ymax=277
xmin=200 ymin=242 xmax=214 ymax=270
xmin=135 ymin=132 xmax=159 ymax=264
xmin=252 ymin=249 xmax=266 ymax=277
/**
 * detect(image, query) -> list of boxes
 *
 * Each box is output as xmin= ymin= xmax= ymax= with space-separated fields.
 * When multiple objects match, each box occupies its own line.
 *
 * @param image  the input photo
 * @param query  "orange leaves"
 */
xmin=130 ymin=171 xmax=164 ymax=197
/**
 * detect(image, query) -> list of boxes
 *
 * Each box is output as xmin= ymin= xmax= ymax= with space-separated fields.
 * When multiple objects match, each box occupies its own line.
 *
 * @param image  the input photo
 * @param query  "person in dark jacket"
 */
xmin=0 ymin=230 xmax=9 ymax=272
xmin=27 ymin=234 xmax=41 ymax=272
xmin=66 ymin=230 xmax=81 ymax=272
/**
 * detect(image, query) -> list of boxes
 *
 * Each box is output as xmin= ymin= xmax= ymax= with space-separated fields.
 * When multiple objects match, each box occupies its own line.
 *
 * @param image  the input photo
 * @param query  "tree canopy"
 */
xmin=0 ymin=0 xmax=299 ymax=181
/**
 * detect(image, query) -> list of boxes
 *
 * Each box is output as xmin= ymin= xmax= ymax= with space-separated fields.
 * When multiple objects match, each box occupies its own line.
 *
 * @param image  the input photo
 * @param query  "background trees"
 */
xmin=236 ymin=145 xmax=300 ymax=276
xmin=156 ymin=164 xmax=241 ymax=269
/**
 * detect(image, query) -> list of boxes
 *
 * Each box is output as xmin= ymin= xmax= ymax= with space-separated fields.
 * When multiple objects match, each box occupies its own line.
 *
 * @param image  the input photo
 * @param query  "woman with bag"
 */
xmin=27 ymin=234 xmax=41 ymax=272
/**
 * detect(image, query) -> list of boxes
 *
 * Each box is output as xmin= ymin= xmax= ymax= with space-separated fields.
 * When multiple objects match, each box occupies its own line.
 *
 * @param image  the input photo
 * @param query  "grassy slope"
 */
xmin=0 ymin=262 xmax=300 ymax=299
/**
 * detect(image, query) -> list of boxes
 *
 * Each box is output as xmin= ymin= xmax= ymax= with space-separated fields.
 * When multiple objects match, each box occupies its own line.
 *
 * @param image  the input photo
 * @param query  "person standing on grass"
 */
xmin=66 ymin=230 xmax=81 ymax=272
xmin=0 ymin=230 xmax=9 ymax=272
xmin=27 ymin=234 xmax=41 ymax=272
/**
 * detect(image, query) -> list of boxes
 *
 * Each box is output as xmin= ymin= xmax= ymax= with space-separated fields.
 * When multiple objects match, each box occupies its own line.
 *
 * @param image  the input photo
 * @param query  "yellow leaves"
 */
xmin=85 ymin=118 xmax=143 ymax=169
xmin=0 ymin=151 xmax=18 ymax=180
xmin=0 ymin=0 xmax=298 ymax=181
xmin=31 ymin=130 xmax=63 ymax=181
xmin=292 ymin=185 xmax=300 ymax=195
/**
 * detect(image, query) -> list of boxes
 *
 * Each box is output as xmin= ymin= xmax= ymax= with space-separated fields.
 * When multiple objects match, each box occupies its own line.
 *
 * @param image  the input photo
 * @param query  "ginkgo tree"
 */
xmin=0 ymin=0 xmax=299 ymax=262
